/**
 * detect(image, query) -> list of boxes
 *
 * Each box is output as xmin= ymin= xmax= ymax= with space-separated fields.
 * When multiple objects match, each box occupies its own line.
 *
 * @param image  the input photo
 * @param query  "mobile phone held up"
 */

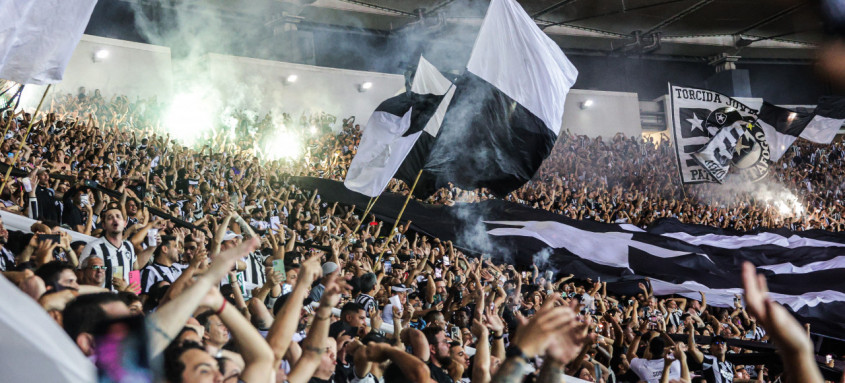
xmin=38 ymin=234 xmax=61 ymax=245
xmin=272 ymin=259 xmax=287 ymax=281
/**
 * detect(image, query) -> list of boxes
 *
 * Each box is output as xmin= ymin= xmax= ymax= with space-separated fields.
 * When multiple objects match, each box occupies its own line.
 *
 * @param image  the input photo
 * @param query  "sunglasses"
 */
xmin=88 ymin=265 xmax=107 ymax=270
xmin=712 ymin=341 xmax=726 ymax=345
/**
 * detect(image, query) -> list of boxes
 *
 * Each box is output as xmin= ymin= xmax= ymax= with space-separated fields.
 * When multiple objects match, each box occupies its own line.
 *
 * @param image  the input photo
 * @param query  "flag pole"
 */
xmin=0 ymin=84 xmax=51 ymax=193
xmin=352 ymin=195 xmax=380 ymax=236
xmin=1 ymin=85 xmax=25 ymax=139
xmin=375 ymin=169 xmax=423 ymax=265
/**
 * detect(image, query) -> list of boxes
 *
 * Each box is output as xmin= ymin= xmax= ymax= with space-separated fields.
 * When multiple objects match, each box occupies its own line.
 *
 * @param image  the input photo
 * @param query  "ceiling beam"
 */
xmin=643 ymin=0 xmax=714 ymax=35
xmin=539 ymin=0 xmax=687 ymax=31
xmin=531 ymin=0 xmax=579 ymax=19
xmin=735 ymin=1 xmax=809 ymax=35
xmin=335 ymin=0 xmax=415 ymax=17
xmin=425 ymin=0 xmax=459 ymax=16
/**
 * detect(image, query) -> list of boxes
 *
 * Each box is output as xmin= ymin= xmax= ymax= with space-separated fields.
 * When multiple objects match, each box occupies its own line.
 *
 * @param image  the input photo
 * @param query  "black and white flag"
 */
xmin=344 ymin=56 xmax=451 ymax=197
xmin=757 ymin=97 xmax=845 ymax=161
xmin=298 ymin=176 xmax=845 ymax=339
xmin=691 ymin=121 xmax=772 ymax=184
xmin=669 ymin=85 xmax=764 ymax=184
xmin=419 ymin=0 xmax=578 ymax=197
xmin=690 ymin=121 xmax=748 ymax=183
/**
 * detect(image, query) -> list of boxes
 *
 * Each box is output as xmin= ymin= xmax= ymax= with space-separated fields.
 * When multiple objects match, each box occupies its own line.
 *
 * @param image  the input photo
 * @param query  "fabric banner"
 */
xmin=419 ymin=0 xmax=577 ymax=197
xmin=800 ymin=96 xmax=845 ymax=144
xmin=0 ymin=274 xmax=96 ymax=382
xmin=690 ymin=121 xmax=748 ymax=183
xmin=343 ymin=56 xmax=449 ymax=197
xmin=669 ymin=85 xmax=760 ymax=184
xmin=294 ymin=176 xmax=845 ymax=339
xmin=0 ymin=0 xmax=98 ymax=84
xmin=756 ymin=102 xmax=811 ymax=162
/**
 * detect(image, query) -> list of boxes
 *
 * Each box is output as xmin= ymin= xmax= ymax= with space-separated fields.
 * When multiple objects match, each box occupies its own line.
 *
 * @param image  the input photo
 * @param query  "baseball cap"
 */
xmin=222 ymin=230 xmax=243 ymax=242
xmin=322 ymin=262 xmax=339 ymax=276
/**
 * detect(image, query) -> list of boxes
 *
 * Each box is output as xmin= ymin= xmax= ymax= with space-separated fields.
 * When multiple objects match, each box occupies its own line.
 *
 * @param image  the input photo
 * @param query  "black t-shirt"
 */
xmin=62 ymin=203 xmax=84 ymax=229
xmin=35 ymin=185 xmax=59 ymax=222
xmin=428 ymin=361 xmax=454 ymax=383
xmin=335 ymin=360 xmax=354 ymax=383
xmin=309 ymin=376 xmax=335 ymax=383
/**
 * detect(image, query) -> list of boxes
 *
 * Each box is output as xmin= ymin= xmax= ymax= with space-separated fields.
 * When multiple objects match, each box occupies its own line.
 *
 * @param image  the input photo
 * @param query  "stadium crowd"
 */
xmin=0 ymin=88 xmax=838 ymax=383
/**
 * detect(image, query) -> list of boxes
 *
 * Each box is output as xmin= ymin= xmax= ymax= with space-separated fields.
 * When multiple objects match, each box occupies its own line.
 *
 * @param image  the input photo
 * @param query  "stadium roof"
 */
xmin=186 ymin=0 xmax=824 ymax=61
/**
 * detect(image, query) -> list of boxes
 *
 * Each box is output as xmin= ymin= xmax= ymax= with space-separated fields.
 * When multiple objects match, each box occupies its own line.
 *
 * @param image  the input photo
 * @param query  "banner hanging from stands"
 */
xmin=668 ymin=84 xmax=762 ymax=184
xmin=296 ymin=176 xmax=845 ymax=339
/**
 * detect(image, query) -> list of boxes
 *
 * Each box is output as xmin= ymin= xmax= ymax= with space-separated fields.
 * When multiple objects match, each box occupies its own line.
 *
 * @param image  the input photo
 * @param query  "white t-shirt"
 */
xmin=382 ymin=303 xmax=398 ymax=324
xmin=629 ymin=357 xmax=680 ymax=383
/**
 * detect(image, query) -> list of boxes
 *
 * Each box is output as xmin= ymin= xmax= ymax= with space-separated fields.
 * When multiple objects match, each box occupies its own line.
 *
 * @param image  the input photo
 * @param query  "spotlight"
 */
xmin=579 ymin=99 xmax=594 ymax=110
xmin=285 ymin=74 xmax=298 ymax=85
xmin=358 ymin=82 xmax=373 ymax=92
xmin=93 ymin=49 xmax=109 ymax=62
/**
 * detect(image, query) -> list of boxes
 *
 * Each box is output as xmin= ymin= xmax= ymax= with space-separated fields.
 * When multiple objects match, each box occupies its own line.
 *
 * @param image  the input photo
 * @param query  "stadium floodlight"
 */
xmin=358 ymin=82 xmax=373 ymax=92
xmin=93 ymin=49 xmax=109 ymax=62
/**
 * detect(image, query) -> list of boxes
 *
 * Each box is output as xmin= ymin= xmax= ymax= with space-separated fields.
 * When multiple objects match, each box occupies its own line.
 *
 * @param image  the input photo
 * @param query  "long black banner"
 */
xmin=292 ymin=176 xmax=845 ymax=340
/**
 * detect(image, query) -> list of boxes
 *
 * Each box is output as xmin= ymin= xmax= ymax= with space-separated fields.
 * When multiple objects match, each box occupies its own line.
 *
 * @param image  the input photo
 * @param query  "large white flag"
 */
xmin=419 ymin=0 xmax=578 ymax=197
xmin=0 ymin=0 xmax=98 ymax=84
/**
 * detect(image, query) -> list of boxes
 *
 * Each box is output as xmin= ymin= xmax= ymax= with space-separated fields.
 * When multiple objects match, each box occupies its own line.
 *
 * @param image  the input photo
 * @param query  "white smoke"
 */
xmin=531 ymin=247 xmax=557 ymax=277
xmin=703 ymin=175 xmax=805 ymax=220
xmin=451 ymin=203 xmax=495 ymax=258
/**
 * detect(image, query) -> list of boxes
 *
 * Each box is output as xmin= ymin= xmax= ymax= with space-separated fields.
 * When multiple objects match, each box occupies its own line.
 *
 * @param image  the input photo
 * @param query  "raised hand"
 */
xmin=34 ymin=240 xmax=58 ymax=265
xmin=471 ymin=318 xmax=488 ymax=338
xmin=298 ymin=252 xmax=322 ymax=286
xmin=319 ymin=272 xmax=351 ymax=309
xmin=370 ymin=307 xmax=383 ymax=332
xmin=512 ymin=294 xmax=586 ymax=359
xmin=742 ymin=262 xmax=814 ymax=355
xmin=483 ymin=306 xmax=505 ymax=336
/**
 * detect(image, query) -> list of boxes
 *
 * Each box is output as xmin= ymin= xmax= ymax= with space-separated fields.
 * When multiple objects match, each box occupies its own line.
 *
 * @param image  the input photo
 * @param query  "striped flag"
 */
xmin=295 ymin=176 xmax=845 ymax=339
xmin=757 ymin=97 xmax=845 ymax=161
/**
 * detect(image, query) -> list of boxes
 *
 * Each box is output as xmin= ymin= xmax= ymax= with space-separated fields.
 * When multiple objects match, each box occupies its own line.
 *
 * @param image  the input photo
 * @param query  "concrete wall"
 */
xmin=15 ymin=34 xmax=647 ymax=141
xmin=205 ymin=53 xmax=405 ymax=128
xmin=562 ymin=89 xmax=642 ymax=139
xmin=21 ymin=35 xmax=172 ymax=108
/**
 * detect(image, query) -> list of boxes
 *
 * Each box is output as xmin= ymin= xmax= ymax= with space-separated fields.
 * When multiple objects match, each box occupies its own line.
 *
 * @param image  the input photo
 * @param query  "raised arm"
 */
xmin=742 ymin=262 xmax=823 ymax=383
xmin=265 ymin=255 xmax=322 ymax=368
xmin=206 ymin=286 xmax=274 ymax=383
xmin=471 ymin=319 xmax=491 ymax=383
xmin=146 ymin=238 xmax=258 ymax=358
xmin=286 ymin=272 xmax=349 ymax=383
xmin=367 ymin=343 xmax=432 ymax=383
xmin=686 ymin=321 xmax=704 ymax=365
